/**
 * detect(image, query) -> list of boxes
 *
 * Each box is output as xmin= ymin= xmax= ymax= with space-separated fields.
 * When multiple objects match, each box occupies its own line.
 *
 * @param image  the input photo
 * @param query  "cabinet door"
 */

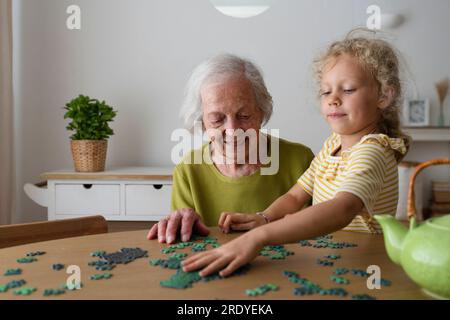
xmin=55 ymin=184 xmax=121 ymax=216
xmin=125 ymin=184 xmax=172 ymax=217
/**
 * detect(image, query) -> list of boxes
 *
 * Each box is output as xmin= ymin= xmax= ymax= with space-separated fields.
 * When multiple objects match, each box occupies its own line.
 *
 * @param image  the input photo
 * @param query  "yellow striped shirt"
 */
xmin=298 ymin=133 xmax=407 ymax=234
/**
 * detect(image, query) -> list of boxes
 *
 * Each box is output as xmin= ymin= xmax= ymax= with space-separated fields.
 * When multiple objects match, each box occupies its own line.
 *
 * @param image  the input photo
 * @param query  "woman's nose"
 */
xmin=223 ymin=117 xmax=240 ymax=131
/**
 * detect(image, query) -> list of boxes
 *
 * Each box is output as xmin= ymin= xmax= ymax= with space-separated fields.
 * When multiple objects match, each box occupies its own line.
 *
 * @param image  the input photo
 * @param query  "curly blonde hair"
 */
xmin=315 ymin=29 xmax=410 ymax=161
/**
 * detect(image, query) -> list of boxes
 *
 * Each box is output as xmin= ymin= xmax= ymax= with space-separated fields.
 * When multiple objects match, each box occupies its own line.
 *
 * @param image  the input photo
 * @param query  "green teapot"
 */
xmin=375 ymin=158 xmax=450 ymax=300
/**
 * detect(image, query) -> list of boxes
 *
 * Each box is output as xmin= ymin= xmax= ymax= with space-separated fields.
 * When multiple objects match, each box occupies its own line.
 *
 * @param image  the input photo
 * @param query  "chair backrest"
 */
xmin=0 ymin=215 xmax=108 ymax=249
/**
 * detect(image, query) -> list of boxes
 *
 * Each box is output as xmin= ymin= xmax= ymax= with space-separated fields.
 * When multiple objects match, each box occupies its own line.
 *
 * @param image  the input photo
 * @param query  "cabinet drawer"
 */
xmin=55 ymin=184 xmax=120 ymax=216
xmin=125 ymin=184 xmax=172 ymax=216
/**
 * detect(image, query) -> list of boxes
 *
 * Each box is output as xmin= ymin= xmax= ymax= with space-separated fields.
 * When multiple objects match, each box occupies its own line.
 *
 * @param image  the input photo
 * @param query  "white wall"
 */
xmin=13 ymin=0 xmax=450 ymax=223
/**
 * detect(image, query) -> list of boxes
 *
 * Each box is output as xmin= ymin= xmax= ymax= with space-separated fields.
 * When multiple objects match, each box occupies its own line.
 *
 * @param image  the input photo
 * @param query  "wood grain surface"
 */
xmin=0 ymin=229 xmax=428 ymax=300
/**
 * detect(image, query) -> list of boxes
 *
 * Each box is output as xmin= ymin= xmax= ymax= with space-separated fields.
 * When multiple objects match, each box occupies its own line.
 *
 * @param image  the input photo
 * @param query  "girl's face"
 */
xmin=320 ymin=54 xmax=384 ymax=137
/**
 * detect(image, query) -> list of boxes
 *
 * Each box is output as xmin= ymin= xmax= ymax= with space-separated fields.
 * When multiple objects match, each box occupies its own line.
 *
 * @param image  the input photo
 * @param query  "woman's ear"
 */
xmin=378 ymin=87 xmax=395 ymax=110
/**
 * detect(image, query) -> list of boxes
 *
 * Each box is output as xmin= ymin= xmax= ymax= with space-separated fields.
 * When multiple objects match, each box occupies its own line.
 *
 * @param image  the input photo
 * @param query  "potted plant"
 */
xmin=64 ymin=94 xmax=118 ymax=172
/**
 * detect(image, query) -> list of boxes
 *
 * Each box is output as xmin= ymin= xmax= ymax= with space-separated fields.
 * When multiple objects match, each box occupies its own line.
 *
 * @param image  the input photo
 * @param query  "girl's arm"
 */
xmin=258 ymin=192 xmax=363 ymax=245
xmin=183 ymin=192 xmax=363 ymax=277
xmin=263 ymin=183 xmax=312 ymax=223
xmin=219 ymin=184 xmax=311 ymax=233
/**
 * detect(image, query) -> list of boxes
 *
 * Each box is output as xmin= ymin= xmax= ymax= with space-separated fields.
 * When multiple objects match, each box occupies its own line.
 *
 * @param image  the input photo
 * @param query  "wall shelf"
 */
xmin=403 ymin=127 xmax=450 ymax=142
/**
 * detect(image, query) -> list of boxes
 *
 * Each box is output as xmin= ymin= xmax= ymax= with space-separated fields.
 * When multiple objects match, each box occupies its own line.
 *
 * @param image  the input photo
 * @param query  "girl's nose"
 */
xmin=328 ymin=94 xmax=342 ymax=107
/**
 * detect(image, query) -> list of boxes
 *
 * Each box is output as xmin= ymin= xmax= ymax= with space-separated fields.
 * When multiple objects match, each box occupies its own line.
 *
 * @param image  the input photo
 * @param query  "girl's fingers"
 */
xmin=199 ymin=256 xmax=233 ymax=277
xmin=219 ymin=257 xmax=245 ymax=278
xmin=182 ymin=252 xmax=216 ymax=271
xmin=230 ymin=221 xmax=254 ymax=231
xmin=218 ymin=212 xmax=229 ymax=230
xmin=223 ymin=214 xmax=235 ymax=233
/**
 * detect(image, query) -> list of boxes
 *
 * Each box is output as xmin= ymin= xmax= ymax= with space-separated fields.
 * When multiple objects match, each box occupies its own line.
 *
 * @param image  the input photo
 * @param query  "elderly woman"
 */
xmin=147 ymin=54 xmax=314 ymax=243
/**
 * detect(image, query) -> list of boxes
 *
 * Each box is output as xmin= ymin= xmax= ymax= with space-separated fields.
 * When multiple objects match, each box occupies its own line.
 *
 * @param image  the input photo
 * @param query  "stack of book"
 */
xmin=431 ymin=181 xmax=450 ymax=217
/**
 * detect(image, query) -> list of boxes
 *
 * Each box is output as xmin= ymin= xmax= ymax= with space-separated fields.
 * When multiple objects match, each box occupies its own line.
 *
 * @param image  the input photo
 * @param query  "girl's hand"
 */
xmin=182 ymin=231 xmax=265 ymax=277
xmin=218 ymin=212 xmax=267 ymax=234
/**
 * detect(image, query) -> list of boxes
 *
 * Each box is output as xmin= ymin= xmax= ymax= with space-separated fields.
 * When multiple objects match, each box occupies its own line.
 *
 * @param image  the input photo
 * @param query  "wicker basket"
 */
xmin=407 ymin=158 xmax=450 ymax=220
xmin=71 ymin=140 xmax=108 ymax=172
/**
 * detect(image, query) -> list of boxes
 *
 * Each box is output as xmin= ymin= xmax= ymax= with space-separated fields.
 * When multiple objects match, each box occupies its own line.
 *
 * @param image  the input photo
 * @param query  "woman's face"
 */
xmin=201 ymin=76 xmax=263 ymax=163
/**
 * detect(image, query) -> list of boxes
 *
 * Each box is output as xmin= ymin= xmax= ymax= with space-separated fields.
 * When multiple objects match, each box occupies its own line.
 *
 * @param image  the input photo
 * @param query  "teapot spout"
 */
xmin=374 ymin=214 xmax=408 ymax=265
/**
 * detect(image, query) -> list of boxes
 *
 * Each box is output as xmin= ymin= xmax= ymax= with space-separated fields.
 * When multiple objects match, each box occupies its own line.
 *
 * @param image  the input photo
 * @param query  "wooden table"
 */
xmin=0 ymin=229 xmax=428 ymax=300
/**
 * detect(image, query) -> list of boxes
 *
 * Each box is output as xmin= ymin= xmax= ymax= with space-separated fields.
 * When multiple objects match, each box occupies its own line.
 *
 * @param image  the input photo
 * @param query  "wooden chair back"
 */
xmin=0 ymin=215 xmax=108 ymax=249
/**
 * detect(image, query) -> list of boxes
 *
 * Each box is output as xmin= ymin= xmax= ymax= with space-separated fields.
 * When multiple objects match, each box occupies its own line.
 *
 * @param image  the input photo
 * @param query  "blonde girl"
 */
xmin=182 ymin=31 xmax=410 ymax=277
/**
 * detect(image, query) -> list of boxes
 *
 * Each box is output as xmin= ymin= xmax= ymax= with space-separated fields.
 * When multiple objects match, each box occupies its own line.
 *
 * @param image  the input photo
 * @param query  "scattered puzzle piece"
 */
xmin=171 ymin=252 xmax=188 ymax=260
xmin=160 ymin=269 xmax=202 ymax=289
xmin=325 ymin=254 xmax=341 ymax=260
xmin=300 ymin=235 xmax=357 ymax=249
xmin=88 ymin=260 xmax=116 ymax=271
xmin=259 ymin=245 xmax=294 ymax=260
xmin=379 ymin=278 xmax=392 ymax=287
xmin=298 ymin=240 xmax=313 ymax=247
xmin=334 ymin=268 xmax=349 ymax=275
xmin=43 ymin=288 xmax=66 ymax=296
xmin=52 ymin=263 xmax=65 ymax=271
xmin=160 ymin=265 xmax=250 ymax=289
xmin=283 ymin=270 xmax=348 ymax=297
xmin=150 ymin=257 xmax=182 ymax=269
xmin=5 ymin=279 xmax=26 ymax=289
xmin=318 ymin=288 xmax=348 ymax=297
xmin=161 ymin=247 xmax=175 ymax=254
xmin=317 ymin=258 xmax=334 ymax=267
xmin=4 ymin=268 xmax=22 ymax=276
xmin=17 ymin=257 xmax=37 ymax=264
xmin=26 ymin=251 xmax=46 ymax=257
xmin=13 ymin=287 xmax=36 ymax=296
xmin=90 ymin=250 xmax=106 ymax=257
xmin=90 ymin=273 xmax=113 ymax=280
xmin=192 ymin=243 xmax=207 ymax=252
xmin=330 ymin=275 xmax=350 ymax=285
xmin=245 ymin=283 xmax=279 ymax=296
xmin=352 ymin=294 xmax=376 ymax=300
xmin=101 ymin=248 xmax=148 ymax=264
xmin=351 ymin=269 xmax=369 ymax=277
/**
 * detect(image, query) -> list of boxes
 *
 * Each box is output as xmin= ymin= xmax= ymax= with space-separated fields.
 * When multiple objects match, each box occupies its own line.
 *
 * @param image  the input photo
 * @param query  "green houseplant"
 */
xmin=64 ymin=95 xmax=118 ymax=172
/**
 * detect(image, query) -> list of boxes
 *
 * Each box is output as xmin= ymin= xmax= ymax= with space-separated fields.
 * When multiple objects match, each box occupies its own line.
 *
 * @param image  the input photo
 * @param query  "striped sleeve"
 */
xmin=297 ymin=155 xmax=319 ymax=196
xmin=297 ymin=134 xmax=338 ymax=196
xmin=337 ymin=143 xmax=388 ymax=216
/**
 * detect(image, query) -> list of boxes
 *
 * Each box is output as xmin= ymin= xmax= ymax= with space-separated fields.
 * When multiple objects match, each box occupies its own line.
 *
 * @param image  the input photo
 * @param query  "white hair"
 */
xmin=180 ymin=53 xmax=273 ymax=132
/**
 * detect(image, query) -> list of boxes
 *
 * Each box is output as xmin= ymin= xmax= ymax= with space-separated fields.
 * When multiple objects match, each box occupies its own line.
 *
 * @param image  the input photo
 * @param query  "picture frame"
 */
xmin=403 ymin=99 xmax=430 ymax=127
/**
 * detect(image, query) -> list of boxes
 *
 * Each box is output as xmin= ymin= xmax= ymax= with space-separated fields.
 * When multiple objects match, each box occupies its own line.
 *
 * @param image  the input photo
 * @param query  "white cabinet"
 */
xmin=125 ymin=184 xmax=172 ymax=216
xmin=24 ymin=167 xmax=173 ymax=221
xmin=55 ymin=184 xmax=121 ymax=216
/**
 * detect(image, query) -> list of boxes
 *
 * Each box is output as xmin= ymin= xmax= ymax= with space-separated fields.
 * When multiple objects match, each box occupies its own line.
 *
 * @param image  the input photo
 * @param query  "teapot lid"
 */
xmin=426 ymin=214 xmax=450 ymax=231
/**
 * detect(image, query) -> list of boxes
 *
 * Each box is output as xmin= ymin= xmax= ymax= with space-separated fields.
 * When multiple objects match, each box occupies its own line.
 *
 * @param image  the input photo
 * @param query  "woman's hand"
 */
xmin=218 ymin=212 xmax=267 ymax=234
xmin=147 ymin=208 xmax=210 ymax=243
xmin=182 ymin=230 xmax=266 ymax=277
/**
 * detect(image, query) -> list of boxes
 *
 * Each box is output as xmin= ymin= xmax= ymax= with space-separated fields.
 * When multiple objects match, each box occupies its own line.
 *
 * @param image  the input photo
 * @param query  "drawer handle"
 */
xmin=153 ymin=185 xmax=163 ymax=190
xmin=83 ymin=184 xmax=93 ymax=189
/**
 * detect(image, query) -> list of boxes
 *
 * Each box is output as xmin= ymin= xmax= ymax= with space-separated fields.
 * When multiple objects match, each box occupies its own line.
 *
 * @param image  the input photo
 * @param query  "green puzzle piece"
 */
xmin=160 ymin=269 xmax=202 ymax=289
xmin=14 ymin=287 xmax=36 ymax=296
